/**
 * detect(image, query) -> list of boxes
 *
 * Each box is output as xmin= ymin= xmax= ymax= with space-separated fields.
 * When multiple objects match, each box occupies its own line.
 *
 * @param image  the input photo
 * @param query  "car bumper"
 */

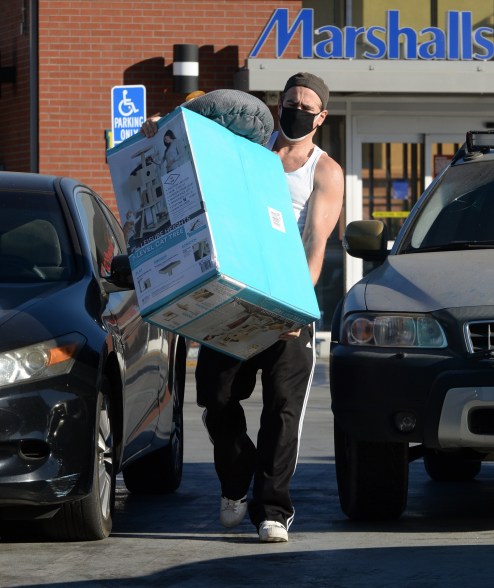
xmin=330 ymin=344 xmax=494 ymax=449
xmin=0 ymin=378 xmax=95 ymax=508
xmin=438 ymin=386 xmax=494 ymax=449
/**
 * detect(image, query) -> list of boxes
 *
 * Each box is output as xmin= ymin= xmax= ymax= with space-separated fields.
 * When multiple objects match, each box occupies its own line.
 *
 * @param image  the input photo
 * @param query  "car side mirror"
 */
xmin=343 ymin=220 xmax=389 ymax=262
xmin=107 ymin=254 xmax=135 ymax=289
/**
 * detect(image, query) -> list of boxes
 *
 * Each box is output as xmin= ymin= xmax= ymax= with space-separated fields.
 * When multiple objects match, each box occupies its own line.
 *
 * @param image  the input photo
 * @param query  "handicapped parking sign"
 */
xmin=111 ymin=85 xmax=146 ymax=146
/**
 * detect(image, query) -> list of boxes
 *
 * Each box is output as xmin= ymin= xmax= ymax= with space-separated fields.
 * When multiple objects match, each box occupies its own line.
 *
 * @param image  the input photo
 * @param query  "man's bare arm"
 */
xmin=302 ymin=153 xmax=344 ymax=285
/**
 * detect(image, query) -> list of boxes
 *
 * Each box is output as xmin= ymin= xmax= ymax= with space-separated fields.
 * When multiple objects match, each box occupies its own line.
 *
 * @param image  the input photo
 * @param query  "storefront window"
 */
xmin=304 ymin=1 xmax=346 ymax=29
xmin=362 ymin=142 xmax=423 ymax=242
xmin=436 ymin=1 xmax=493 ymax=28
xmin=353 ymin=0 xmax=493 ymax=28
xmin=362 ymin=140 xmax=459 ymax=242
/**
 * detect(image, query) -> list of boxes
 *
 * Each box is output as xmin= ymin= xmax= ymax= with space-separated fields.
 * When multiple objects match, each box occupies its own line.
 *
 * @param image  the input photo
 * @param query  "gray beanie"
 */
xmin=283 ymin=72 xmax=330 ymax=109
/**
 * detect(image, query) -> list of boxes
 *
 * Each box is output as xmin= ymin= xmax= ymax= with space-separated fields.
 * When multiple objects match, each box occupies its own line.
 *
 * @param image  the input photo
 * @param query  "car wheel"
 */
xmin=123 ymin=378 xmax=184 ymax=494
xmin=43 ymin=382 xmax=116 ymax=540
xmin=334 ymin=420 xmax=409 ymax=520
xmin=423 ymin=450 xmax=482 ymax=482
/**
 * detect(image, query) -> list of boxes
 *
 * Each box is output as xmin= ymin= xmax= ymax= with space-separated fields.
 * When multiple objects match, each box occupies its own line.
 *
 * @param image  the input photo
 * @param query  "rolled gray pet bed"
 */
xmin=182 ymin=89 xmax=274 ymax=146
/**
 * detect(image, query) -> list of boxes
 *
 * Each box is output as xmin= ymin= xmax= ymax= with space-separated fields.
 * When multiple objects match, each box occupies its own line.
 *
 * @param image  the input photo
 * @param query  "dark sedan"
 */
xmin=330 ymin=131 xmax=494 ymax=522
xmin=0 ymin=172 xmax=186 ymax=541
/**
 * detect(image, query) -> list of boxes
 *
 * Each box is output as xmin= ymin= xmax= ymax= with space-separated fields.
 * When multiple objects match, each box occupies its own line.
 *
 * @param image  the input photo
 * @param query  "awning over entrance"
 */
xmin=234 ymin=59 xmax=494 ymax=94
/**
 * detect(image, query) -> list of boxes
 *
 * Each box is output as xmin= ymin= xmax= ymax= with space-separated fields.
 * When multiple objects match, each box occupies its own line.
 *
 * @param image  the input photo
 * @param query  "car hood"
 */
xmin=0 ymin=283 xmax=66 ymax=325
xmin=363 ymin=250 xmax=494 ymax=312
xmin=0 ymin=282 xmax=92 ymax=352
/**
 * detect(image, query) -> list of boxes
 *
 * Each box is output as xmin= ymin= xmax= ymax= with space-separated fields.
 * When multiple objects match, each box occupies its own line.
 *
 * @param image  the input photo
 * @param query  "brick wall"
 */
xmin=11 ymin=0 xmax=300 ymax=217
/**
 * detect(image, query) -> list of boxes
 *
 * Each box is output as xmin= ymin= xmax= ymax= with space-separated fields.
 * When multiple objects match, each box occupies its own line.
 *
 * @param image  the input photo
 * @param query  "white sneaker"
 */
xmin=220 ymin=495 xmax=248 ymax=528
xmin=258 ymin=520 xmax=288 ymax=543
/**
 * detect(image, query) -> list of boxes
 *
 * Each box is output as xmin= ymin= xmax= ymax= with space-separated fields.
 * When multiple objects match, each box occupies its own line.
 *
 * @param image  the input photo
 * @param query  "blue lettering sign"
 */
xmin=344 ymin=27 xmax=366 ymax=59
xmin=364 ymin=26 xmax=387 ymax=59
xmin=474 ymin=27 xmax=494 ymax=60
xmin=387 ymin=10 xmax=417 ymax=59
xmin=314 ymin=25 xmax=343 ymax=59
xmin=250 ymin=8 xmax=314 ymax=58
xmin=249 ymin=9 xmax=494 ymax=61
xmin=447 ymin=11 xmax=459 ymax=59
xmin=417 ymin=27 xmax=446 ymax=59
xmin=462 ymin=12 xmax=473 ymax=60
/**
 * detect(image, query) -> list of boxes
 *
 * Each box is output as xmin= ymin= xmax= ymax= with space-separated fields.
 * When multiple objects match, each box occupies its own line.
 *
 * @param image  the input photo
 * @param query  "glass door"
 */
xmin=362 ymin=141 xmax=423 ymax=241
xmin=346 ymin=130 xmax=464 ymax=290
xmin=362 ymin=137 xmax=460 ymax=241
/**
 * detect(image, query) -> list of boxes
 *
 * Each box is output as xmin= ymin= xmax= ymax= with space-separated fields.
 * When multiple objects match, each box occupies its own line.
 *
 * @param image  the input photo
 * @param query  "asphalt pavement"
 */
xmin=2 ymin=359 xmax=494 ymax=587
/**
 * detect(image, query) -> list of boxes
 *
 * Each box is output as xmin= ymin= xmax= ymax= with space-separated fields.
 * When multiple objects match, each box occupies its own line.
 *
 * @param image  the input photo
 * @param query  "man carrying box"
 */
xmin=142 ymin=73 xmax=344 ymax=543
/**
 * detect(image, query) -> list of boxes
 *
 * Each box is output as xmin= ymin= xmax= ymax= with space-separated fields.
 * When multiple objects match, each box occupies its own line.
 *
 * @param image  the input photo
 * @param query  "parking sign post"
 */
xmin=111 ymin=85 xmax=146 ymax=147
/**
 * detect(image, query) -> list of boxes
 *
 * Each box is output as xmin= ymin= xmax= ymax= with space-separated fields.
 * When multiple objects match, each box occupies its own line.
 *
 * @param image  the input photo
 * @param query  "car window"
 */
xmin=0 ymin=189 xmax=75 ymax=282
xmin=76 ymin=190 xmax=123 ymax=278
xmin=95 ymin=197 xmax=128 ymax=254
xmin=402 ymin=159 xmax=494 ymax=251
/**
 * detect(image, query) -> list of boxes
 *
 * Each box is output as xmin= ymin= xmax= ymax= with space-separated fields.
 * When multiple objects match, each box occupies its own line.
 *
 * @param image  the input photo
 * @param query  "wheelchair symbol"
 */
xmin=118 ymin=90 xmax=139 ymax=116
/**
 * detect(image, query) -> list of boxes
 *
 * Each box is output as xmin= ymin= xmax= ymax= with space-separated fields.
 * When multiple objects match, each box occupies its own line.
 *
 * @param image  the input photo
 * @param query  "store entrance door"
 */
xmin=362 ymin=135 xmax=461 ymax=261
xmin=346 ymin=127 xmax=464 ymax=290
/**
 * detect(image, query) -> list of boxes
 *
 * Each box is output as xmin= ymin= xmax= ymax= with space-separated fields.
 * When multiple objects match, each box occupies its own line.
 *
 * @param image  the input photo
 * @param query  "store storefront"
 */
xmin=235 ymin=0 xmax=494 ymax=341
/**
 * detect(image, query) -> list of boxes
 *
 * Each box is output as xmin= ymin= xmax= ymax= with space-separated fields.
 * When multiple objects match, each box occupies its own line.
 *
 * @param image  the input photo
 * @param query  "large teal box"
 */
xmin=107 ymin=106 xmax=319 ymax=359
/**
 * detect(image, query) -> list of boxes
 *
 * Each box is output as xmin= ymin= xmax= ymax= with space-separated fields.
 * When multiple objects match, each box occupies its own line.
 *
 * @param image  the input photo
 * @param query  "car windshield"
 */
xmin=399 ymin=158 xmax=494 ymax=253
xmin=0 ymin=190 xmax=75 ymax=282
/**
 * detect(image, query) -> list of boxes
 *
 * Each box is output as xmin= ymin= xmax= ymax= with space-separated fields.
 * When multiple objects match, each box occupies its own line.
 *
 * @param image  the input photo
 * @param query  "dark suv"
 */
xmin=330 ymin=131 xmax=494 ymax=521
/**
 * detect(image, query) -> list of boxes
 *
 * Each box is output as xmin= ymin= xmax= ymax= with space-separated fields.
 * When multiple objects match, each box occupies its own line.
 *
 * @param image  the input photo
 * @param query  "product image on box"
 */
xmin=110 ymin=117 xmax=195 ymax=253
xmin=107 ymin=105 xmax=320 ymax=360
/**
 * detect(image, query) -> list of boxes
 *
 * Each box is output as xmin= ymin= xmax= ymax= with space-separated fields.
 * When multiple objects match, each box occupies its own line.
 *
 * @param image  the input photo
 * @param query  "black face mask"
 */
xmin=279 ymin=106 xmax=320 ymax=140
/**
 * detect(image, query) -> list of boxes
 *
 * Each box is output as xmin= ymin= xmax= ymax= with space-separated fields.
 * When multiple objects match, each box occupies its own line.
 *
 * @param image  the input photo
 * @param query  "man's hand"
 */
xmin=141 ymin=115 xmax=161 ymax=138
xmin=279 ymin=329 xmax=301 ymax=340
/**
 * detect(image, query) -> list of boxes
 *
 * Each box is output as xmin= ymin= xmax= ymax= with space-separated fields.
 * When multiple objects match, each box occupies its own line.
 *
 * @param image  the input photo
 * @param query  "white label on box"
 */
xmin=268 ymin=207 xmax=286 ymax=233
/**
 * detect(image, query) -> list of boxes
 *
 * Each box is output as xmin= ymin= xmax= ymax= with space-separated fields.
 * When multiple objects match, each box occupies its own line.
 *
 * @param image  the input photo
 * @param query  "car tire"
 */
xmin=42 ymin=382 xmax=116 ymax=540
xmin=122 ymin=380 xmax=184 ymax=495
xmin=423 ymin=450 xmax=482 ymax=482
xmin=334 ymin=420 xmax=409 ymax=520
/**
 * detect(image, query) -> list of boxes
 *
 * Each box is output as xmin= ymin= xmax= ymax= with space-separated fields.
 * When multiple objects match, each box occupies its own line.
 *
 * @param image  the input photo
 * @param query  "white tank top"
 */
xmin=267 ymin=132 xmax=324 ymax=232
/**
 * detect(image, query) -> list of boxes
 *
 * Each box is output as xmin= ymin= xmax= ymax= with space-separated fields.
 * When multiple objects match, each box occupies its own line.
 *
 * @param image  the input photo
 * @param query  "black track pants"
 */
xmin=195 ymin=324 xmax=316 ymax=530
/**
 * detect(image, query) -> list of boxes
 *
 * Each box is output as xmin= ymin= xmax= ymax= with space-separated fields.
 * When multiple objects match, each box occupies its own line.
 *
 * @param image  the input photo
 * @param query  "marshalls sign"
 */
xmin=111 ymin=85 xmax=146 ymax=146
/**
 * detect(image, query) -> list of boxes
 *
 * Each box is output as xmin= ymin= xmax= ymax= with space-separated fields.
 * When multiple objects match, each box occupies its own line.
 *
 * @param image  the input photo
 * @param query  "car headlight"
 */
xmin=343 ymin=313 xmax=447 ymax=348
xmin=0 ymin=335 xmax=85 ymax=388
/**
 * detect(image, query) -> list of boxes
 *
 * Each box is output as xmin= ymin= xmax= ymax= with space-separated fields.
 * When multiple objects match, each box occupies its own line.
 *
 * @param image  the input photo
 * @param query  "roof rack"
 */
xmin=466 ymin=130 xmax=494 ymax=153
